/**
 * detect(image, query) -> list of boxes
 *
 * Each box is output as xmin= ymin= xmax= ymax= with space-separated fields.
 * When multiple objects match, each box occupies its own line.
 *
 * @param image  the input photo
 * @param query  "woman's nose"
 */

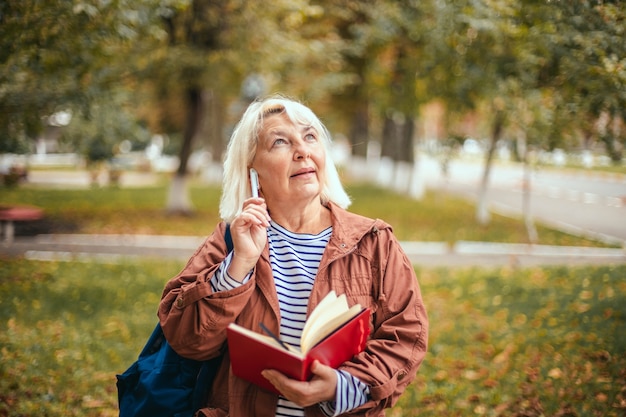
xmin=293 ymin=142 xmax=311 ymax=160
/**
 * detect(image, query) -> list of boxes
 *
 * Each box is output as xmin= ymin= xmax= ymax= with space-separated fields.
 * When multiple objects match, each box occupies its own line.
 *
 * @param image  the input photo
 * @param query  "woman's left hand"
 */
xmin=261 ymin=360 xmax=337 ymax=407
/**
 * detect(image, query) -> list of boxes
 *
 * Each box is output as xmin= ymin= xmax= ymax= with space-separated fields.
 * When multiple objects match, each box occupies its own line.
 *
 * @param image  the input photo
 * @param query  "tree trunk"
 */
xmin=522 ymin=158 xmax=538 ymax=244
xmin=400 ymin=116 xmax=415 ymax=164
xmin=207 ymin=90 xmax=226 ymax=163
xmin=378 ymin=113 xmax=396 ymax=188
xmin=349 ymin=103 xmax=369 ymax=158
xmin=380 ymin=113 xmax=397 ymax=160
xmin=166 ymin=174 xmax=193 ymax=215
xmin=381 ymin=39 xmax=420 ymax=196
xmin=404 ymin=117 xmax=424 ymax=200
xmin=601 ymin=133 xmax=623 ymax=164
xmin=166 ymin=87 xmax=203 ymax=214
xmin=519 ymin=131 xmax=538 ymax=243
xmin=476 ymin=110 xmax=504 ymax=225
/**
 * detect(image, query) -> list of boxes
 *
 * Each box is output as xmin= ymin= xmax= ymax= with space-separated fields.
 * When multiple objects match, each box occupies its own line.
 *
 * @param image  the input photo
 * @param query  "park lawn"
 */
xmin=0 ymin=182 xmax=611 ymax=247
xmin=0 ymin=259 xmax=624 ymax=416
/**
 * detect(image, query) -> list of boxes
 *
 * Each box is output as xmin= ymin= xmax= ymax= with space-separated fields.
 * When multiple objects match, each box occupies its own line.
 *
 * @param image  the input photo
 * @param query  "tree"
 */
xmin=552 ymin=1 xmax=626 ymax=163
xmin=141 ymin=0 xmax=349 ymax=213
xmin=372 ymin=0 xmax=433 ymax=198
xmin=419 ymin=0 xmax=514 ymax=224
xmin=0 ymin=0 xmax=161 ymax=153
xmin=139 ymin=0 xmax=230 ymax=213
xmin=305 ymin=0 xmax=380 ymax=159
xmin=437 ymin=0 xmax=626 ymax=238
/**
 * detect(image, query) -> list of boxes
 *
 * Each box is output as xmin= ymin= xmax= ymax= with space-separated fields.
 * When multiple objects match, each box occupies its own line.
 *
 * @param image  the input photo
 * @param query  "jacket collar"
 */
xmin=323 ymin=202 xmax=390 ymax=262
xmin=257 ymin=201 xmax=391 ymax=272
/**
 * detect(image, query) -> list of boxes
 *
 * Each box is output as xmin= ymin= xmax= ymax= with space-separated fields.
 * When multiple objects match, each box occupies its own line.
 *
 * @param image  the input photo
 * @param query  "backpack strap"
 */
xmin=225 ymin=223 xmax=233 ymax=253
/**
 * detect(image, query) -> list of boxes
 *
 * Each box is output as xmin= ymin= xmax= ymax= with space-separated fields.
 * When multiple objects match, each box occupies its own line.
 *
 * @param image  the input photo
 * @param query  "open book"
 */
xmin=227 ymin=291 xmax=371 ymax=394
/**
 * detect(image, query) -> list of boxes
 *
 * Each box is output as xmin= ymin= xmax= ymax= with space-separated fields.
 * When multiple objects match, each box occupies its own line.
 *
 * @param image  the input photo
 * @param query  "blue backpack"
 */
xmin=116 ymin=227 xmax=232 ymax=417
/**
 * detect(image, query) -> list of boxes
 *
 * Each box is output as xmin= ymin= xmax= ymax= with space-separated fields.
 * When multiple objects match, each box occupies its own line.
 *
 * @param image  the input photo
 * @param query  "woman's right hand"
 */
xmin=226 ymin=197 xmax=271 ymax=281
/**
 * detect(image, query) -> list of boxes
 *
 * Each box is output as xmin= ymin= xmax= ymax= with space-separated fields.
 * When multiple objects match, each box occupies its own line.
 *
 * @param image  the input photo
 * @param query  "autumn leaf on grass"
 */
xmin=548 ymin=368 xmax=563 ymax=379
xmin=82 ymin=396 xmax=106 ymax=408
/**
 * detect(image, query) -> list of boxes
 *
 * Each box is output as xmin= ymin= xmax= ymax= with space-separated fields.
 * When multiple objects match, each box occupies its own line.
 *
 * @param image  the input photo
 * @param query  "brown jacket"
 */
xmin=158 ymin=203 xmax=428 ymax=416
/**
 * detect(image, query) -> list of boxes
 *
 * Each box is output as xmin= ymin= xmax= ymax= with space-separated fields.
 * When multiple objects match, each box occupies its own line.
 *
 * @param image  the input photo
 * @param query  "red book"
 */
xmin=227 ymin=291 xmax=371 ymax=395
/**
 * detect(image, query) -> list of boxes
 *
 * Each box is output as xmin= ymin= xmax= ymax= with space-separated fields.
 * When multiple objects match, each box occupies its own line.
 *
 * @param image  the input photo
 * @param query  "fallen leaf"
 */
xmin=548 ymin=368 xmax=563 ymax=379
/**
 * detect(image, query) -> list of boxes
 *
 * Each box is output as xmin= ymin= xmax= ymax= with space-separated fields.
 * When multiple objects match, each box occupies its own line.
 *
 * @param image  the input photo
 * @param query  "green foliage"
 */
xmin=0 ymin=0 xmax=164 ymax=151
xmin=414 ymin=0 xmax=626 ymax=159
xmin=85 ymin=136 xmax=113 ymax=163
xmin=2 ymin=0 xmax=624 ymax=162
xmin=0 ymin=260 xmax=623 ymax=415
xmin=60 ymin=91 xmax=153 ymax=162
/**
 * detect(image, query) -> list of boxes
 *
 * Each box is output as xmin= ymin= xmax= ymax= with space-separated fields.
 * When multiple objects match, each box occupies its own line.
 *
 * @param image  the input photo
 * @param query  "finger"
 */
xmin=233 ymin=208 xmax=269 ymax=229
xmin=308 ymin=361 xmax=337 ymax=401
xmin=261 ymin=370 xmax=285 ymax=394
xmin=309 ymin=360 xmax=332 ymax=378
xmin=262 ymin=367 xmax=335 ymax=408
xmin=242 ymin=198 xmax=271 ymax=222
xmin=261 ymin=370 xmax=307 ymax=406
xmin=242 ymin=211 xmax=269 ymax=227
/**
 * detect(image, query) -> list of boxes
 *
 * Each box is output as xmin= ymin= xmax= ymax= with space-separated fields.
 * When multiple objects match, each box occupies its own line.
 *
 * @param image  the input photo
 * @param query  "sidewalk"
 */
xmin=2 ymin=234 xmax=625 ymax=268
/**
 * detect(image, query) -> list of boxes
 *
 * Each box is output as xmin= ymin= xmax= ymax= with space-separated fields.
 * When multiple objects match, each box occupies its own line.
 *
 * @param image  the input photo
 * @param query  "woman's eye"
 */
xmin=273 ymin=138 xmax=287 ymax=146
xmin=305 ymin=133 xmax=317 ymax=142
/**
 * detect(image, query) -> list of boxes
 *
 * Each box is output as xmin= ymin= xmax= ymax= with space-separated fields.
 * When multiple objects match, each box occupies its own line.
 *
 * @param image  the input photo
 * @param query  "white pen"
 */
xmin=249 ymin=168 xmax=259 ymax=198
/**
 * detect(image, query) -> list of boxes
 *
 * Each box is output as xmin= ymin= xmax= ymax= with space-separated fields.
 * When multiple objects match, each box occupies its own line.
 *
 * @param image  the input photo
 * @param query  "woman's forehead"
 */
xmin=261 ymin=112 xmax=314 ymax=133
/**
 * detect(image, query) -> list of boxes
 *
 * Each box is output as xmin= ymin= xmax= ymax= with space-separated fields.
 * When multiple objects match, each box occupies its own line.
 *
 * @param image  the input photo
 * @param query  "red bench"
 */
xmin=0 ymin=206 xmax=44 ymax=244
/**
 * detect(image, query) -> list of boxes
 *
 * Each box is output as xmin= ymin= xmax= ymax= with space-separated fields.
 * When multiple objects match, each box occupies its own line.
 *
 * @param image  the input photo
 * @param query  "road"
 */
xmin=419 ymin=155 xmax=626 ymax=246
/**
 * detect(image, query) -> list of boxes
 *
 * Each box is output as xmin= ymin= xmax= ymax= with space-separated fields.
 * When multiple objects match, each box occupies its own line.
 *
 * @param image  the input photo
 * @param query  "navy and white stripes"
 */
xmin=212 ymin=221 xmax=369 ymax=416
xmin=268 ymin=222 xmax=330 ymax=350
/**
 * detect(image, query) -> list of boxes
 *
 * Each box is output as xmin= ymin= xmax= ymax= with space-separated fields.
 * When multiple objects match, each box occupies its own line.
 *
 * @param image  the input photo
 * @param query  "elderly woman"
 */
xmin=159 ymin=95 xmax=428 ymax=417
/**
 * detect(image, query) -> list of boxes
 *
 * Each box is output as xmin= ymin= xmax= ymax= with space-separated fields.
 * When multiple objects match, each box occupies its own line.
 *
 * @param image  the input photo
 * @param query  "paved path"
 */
xmin=417 ymin=155 xmax=626 ymax=246
xmin=2 ymin=234 xmax=624 ymax=268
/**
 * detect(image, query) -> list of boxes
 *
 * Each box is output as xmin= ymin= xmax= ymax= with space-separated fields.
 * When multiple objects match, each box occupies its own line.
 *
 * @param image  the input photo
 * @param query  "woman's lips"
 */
xmin=291 ymin=168 xmax=315 ymax=178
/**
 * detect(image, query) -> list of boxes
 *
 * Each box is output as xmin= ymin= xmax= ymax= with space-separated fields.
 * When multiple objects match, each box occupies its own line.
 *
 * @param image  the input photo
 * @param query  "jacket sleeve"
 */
xmin=340 ymin=227 xmax=429 ymax=413
xmin=158 ymin=222 xmax=256 ymax=361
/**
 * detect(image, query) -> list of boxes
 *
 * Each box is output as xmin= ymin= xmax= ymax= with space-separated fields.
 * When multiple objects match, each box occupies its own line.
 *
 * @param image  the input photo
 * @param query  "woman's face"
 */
xmin=251 ymin=111 xmax=326 ymax=207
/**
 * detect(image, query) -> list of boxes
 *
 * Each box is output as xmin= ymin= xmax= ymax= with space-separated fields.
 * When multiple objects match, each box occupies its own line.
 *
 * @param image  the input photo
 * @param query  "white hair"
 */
xmin=219 ymin=95 xmax=351 ymax=222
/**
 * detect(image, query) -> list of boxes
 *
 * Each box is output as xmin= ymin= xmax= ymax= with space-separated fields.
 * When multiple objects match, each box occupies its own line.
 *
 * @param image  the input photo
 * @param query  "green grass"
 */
xmin=1 ymin=260 xmax=624 ymax=416
xmin=0 ymin=183 xmax=223 ymax=235
xmin=0 ymin=260 xmax=182 ymax=416
xmin=0 ymin=181 xmax=610 ymax=247
xmin=401 ymin=265 xmax=626 ymax=416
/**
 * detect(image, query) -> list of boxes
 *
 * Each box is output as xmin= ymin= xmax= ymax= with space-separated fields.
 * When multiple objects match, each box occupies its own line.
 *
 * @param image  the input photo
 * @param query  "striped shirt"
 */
xmin=211 ymin=221 xmax=370 ymax=416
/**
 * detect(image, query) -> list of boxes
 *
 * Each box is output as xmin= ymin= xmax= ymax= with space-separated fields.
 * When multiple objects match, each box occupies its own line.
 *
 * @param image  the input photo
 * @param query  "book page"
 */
xmin=300 ymin=291 xmax=343 ymax=349
xmin=301 ymin=292 xmax=362 ymax=354
xmin=301 ymin=290 xmax=340 ymax=339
